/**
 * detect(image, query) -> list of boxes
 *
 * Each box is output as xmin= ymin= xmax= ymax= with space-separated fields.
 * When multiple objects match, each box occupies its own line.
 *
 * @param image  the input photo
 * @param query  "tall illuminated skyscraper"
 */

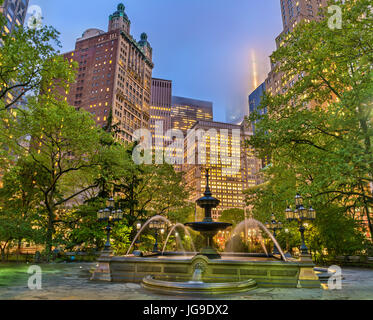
xmin=62 ymin=3 xmax=154 ymax=143
xmin=171 ymin=96 xmax=213 ymax=136
xmin=266 ymin=0 xmax=328 ymax=96
xmin=248 ymin=0 xmax=329 ymax=124
xmin=150 ymin=78 xmax=172 ymax=150
xmin=248 ymin=82 xmax=266 ymax=133
xmin=184 ymin=120 xmax=262 ymax=220
xmin=0 ymin=0 xmax=29 ymax=33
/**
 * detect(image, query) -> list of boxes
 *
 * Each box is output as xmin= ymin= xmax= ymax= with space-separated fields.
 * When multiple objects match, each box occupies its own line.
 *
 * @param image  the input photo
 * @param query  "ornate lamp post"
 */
xmin=285 ymin=193 xmax=316 ymax=258
xmin=97 ymin=198 xmax=124 ymax=253
xmin=149 ymin=220 xmax=167 ymax=253
xmin=265 ymin=213 xmax=283 ymax=255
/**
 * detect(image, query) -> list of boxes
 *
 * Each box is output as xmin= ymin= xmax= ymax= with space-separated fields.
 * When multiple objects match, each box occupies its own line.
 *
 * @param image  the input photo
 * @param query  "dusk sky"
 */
xmin=27 ymin=0 xmax=283 ymax=123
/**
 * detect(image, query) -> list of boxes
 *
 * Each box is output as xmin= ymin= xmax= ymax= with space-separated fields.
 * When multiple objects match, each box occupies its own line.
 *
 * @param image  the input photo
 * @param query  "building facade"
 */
xmin=248 ymin=81 xmax=266 ymax=134
xmin=266 ymin=0 xmax=328 ymax=96
xmin=183 ymin=120 xmax=262 ymax=220
xmin=171 ymin=96 xmax=213 ymax=136
xmin=150 ymin=78 xmax=172 ymax=150
xmin=62 ymin=3 xmax=153 ymax=143
xmin=0 ymin=0 xmax=28 ymax=34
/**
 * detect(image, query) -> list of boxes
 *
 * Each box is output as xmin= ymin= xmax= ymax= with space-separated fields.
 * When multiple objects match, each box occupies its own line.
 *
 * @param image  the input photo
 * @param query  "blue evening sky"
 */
xmin=27 ymin=0 xmax=282 ymax=123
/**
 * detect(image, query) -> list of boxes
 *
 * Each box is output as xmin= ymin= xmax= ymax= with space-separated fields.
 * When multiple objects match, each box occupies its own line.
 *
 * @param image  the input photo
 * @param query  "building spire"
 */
xmin=108 ymin=3 xmax=131 ymax=33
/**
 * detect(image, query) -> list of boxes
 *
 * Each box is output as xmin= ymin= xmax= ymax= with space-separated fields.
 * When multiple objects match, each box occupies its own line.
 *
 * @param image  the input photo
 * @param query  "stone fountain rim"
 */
xmin=105 ymin=255 xmax=314 ymax=267
xmin=142 ymin=275 xmax=257 ymax=294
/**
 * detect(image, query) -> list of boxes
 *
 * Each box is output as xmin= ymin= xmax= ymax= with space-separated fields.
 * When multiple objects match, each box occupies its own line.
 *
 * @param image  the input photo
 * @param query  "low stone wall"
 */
xmin=332 ymin=256 xmax=373 ymax=268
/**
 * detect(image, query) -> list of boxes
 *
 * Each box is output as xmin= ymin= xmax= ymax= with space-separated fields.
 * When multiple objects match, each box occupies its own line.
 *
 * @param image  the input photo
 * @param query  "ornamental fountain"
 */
xmin=184 ymin=169 xmax=232 ymax=259
xmin=91 ymin=170 xmax=322 ymax=293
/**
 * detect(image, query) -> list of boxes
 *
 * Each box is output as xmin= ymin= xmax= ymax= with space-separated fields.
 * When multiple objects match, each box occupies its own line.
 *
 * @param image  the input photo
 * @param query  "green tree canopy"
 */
xmin=247 ymin=0 xmax=373 ymax=243
xmin=219 ymin=208 xmax=245 ymax=227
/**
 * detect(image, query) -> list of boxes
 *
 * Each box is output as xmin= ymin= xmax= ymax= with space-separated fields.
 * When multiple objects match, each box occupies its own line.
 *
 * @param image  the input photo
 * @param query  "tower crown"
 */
xmin=108 ymin=3 xmax=131 ymax=33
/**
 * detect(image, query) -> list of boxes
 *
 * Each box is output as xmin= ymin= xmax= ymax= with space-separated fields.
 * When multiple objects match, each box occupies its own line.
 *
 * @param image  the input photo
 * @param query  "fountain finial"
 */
xmin=204 ymin=169 xmax=212 ymax=197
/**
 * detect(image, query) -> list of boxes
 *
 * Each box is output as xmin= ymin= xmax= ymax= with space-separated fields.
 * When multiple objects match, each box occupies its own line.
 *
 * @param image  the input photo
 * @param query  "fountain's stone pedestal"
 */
xmin=299 ymin=253 xmax=313 ymax=263
xmin=90 ymin=251 xmax=112 ymax=282
xmin=297 ymin=266 xmax=321 ymax=288
xmin=296 ymin=254 xmax=320 ymax=288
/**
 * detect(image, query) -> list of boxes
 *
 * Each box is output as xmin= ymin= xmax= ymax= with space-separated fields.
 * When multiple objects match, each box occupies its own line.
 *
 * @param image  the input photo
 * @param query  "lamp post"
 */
xmin=149 ymin=220 xmax=167 ymax=253
xmin=132 ymin=221 xmax=143 ymax=257
xmin=97 ymin=198 xmax=124 ymax=253
xmin=284 ymin=228 xmax=290 ymax=253
xmin=265 ymin=213 xmax=283 ymax=255
xmin=135 ymin=221 xmax=142 ymax=249
xmin=285 ymin=193 xmax=316 ymax=258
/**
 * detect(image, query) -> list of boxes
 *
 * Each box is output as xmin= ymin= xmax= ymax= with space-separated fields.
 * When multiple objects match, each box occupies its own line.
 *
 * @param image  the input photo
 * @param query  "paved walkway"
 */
xmin=0 ymin=263 xmax=372 ymax=300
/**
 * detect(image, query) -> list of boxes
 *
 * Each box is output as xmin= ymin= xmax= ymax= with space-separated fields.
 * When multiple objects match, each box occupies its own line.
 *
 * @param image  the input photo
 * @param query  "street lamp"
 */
xmin=265 ymin=213 xmax=283 ymax=255
xmin=285 ymin=193 xmax=316 ymax=257
xmin=97 ymin=198 xmax=124 ymax=252
xmin=149 ymin=219 xmax=167 ymax=253
xmin=132 ymin=221 xmax=143 ymax=256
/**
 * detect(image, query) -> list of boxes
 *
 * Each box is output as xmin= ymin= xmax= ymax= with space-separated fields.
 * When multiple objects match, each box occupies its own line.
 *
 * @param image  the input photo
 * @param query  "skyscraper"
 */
xmin=150 ymin=78 xmax=172 ymax=150
xmin=0 ymin=0 xmax=29 ymax=109
xmin=266 ymin=0 xmax=328 ymax=96
xmin=183 ymin=120 xmax=262 ymax=220
xmin=0 ymin=0 xmax=29 ymax=34
xmin=62 ymin=3 xmax=154 ymax=143
xmin=248 ymin=82 xmax=266 ymax=133
xmin=280 ymin=0 xmax=328 ymax=33
xmin=171 ymin=96 xmax=213 ymax=136
xmin=248 ymin=0 xmax=329 ymax=124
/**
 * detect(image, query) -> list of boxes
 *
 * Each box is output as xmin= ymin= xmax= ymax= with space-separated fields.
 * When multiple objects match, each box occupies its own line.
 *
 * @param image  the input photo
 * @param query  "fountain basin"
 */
xmin=184 ymin=222 xmax=232 ymax=233
xmin=142 ymin=275 xmax=257 ymax=295
xmin=184 ymin=222 xmax=232 ymax=259
xmin=91 ymin=253 xmax=321 ymax=288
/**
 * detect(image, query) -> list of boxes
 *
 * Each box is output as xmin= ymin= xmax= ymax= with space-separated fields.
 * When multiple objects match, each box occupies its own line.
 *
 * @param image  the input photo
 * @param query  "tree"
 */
xmin=110 ymin=145 xmax=191 ymax=235
xmin=247 ymin=0 xmax=373 ymax=244
xmin=219 ymin=209 xmax=245 ymax=227
xmin=0 ymin=160 xmax=43 ymax=261
xmin=306 ymin=206 xmax=367 ymax=263
xmin=0 ymin=8 xmax=75 ymax=111
xmin=54 ymin=199 xmax=107 ymax=252
xmin=3 ymin=97 xmax=111 ymax=258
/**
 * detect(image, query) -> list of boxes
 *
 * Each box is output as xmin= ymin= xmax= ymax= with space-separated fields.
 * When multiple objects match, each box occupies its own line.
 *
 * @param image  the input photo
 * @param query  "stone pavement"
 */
xmin=0 ymin=263 xmax=372 ymax=300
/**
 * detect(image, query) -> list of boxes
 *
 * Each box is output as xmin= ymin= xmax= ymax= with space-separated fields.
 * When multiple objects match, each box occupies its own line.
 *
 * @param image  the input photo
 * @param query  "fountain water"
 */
xmin=191 ymin=268 xmax=203 ymax=282
xmin=126 ymin=215 xmax=172 ymax=256
xmin=162 ymin=223 xmax=197 ymax=255
xmin=229 ymin=219 xmax=287 ymax=261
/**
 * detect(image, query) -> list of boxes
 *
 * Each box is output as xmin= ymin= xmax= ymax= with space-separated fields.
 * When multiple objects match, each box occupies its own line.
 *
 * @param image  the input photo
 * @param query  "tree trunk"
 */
xmin=359 ymin=115 xmax=373 ymax=240
xmin=1 ymin=248 xmax=5 ymax=262
xmin=360 ymin=182 xmax=373 ymax=241
xmin=363 ymin=199 xmax=373 ymax=241
xmin=45 ymin=210 xmax=55 ymax=262
xmin=16 ymin=239 xmax=21 ymax=263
